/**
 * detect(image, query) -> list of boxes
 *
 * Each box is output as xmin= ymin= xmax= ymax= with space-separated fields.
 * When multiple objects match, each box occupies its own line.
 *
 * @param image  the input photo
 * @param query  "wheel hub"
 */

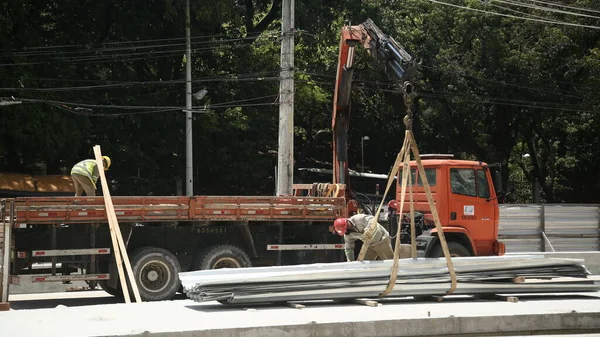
xmin=138 ymin=260 xmax=171 ymax=293
xmin=213 ymin=257 xmax=241 ymax=269
xmin=146 ymin=270 xmax=159 ymax=282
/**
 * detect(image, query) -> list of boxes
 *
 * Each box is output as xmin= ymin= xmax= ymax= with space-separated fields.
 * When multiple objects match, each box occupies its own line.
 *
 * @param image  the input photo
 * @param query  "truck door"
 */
xmin=447 ymin=167 xmax=496 ymax=255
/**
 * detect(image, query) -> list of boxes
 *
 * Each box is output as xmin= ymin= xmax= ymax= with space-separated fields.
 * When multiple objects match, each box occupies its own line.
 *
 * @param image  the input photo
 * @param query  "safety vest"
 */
xmin=70 ymin=159 xmax=100 ymax=188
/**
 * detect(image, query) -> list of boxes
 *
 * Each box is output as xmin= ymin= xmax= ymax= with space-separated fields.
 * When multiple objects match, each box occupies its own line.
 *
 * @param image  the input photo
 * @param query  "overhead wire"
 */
xmin=0 ymin=72 xmax=281 ymax=91
xmin=1 ymin=34 xmax=277 ymax=58
xmin=488 ymin=2 xmax=563 ymax=22
xmin=427 ymin=0 xmax=600 ymax=29
xmin=0 ymin=36 xmax=281 ymax=67
xmin=520 ymin=0 xmax=600 ymax=14
xmin=419 ymin=65 xmax=589 ymax=100
xmin=418 ymin=90 xmax=598 ymax=113
xmin=296 ymin=68 xmax=594 ymax=100
xmin=491 ymin=0 xmax=600 ymax=20
xmin=1 ymin=31 xmax=277 ymax=54
xmin=1 ymin=96 xmax=280 ymax=117
xmin=293 ymin=75 xmax=598 ymax=113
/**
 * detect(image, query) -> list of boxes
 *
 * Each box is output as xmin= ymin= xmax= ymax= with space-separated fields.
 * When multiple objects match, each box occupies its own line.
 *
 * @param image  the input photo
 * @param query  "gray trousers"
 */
xmin=363 ymin=235 xmax=394 ymax=260
xmin=71 ymin=174 xmax=96 ymax=196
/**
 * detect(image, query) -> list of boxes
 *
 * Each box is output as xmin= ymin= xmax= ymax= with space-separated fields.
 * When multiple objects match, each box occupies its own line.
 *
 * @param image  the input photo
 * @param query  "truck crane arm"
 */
xmin=332 ymin=18 xmax=419 ymax=197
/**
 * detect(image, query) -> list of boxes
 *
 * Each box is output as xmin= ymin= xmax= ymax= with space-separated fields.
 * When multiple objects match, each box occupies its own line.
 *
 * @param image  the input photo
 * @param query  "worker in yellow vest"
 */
xmin=70 ymin=156 xmax=111 ymax=196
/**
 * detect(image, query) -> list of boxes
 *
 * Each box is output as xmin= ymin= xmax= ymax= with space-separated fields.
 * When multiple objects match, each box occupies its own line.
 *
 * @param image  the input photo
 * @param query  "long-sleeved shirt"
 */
xmin=343 ymin=213 xmax=389 ymax=261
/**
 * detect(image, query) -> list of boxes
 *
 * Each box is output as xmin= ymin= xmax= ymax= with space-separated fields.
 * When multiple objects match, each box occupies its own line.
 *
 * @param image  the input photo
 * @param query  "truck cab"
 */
xmin=393 ymin=154 xmax=505 ymax=257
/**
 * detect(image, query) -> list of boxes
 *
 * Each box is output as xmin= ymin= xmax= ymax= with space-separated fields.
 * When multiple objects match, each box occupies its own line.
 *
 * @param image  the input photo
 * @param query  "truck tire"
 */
xmin=429 ymin=241 xmax=471 ymax=257
xmin=130 ymin=246 xmax=182 ymax=301
xmin=99 ymin=281 xmax=121 ymax=297
xmin=193 ymin=245 xmax=251 ymax=270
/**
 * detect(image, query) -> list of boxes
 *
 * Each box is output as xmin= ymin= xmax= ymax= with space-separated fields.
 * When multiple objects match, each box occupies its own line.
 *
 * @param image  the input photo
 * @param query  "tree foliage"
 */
xmin=1 ymin=0 xmax=599 ymax=202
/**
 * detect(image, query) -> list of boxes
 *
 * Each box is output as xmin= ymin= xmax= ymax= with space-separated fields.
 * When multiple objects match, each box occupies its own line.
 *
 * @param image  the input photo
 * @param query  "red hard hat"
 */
xmin=333 ymin=218 xmax=348 ymax=236
xmin=388 ymin=199 xmax=398 ymax=210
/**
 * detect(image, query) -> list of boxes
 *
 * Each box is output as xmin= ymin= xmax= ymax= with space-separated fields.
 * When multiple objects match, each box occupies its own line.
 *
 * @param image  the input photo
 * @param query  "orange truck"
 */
xmin=330 ymin=19 xmax=505 ymax=258
xmin=0 ymin=19 xmax=503 ymax=303
xmin=389 ymin=155 xmax=505 ymax=257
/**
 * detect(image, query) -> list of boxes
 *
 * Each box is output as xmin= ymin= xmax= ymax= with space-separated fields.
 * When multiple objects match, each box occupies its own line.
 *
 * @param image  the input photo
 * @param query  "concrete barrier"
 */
xmin=3 ymin=291 xmax=600 ymax=337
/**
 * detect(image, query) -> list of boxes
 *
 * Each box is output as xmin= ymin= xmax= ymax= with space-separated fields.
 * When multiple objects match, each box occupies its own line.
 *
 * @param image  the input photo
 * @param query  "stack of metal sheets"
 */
xmin=180 ymin=255 xmax=600 ymax=305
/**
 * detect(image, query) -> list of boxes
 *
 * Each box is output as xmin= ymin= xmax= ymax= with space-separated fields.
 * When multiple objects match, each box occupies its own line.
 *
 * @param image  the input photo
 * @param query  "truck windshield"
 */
xmin=450 ymin=168 xmax=491 ymax=198
xmin=450 ymin=169 xmax=476 ymax=196
xmin=399 ymin=168 xmax=436 ymax=186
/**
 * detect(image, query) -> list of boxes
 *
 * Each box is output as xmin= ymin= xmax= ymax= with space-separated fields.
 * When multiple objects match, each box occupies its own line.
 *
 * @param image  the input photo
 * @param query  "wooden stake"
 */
xmin=409 ymin=131 xmax=457 ymax=294
xmin=93 ymin=146 xmax=142 ymax=303
xmin=380 ymin=133 xmax=412 ymax=297
xmin=357 ymin=134 xmax=409 ymax=261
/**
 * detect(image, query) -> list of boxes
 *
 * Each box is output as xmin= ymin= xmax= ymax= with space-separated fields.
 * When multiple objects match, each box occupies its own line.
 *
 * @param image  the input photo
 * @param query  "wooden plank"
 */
xmin=286 ymin=302 xmax=306 ymax=309
xmin=512 ymin=276 xmax=525 ymax=284
xmin=0 ymin=302 xmax=9 ymax=311
xmin=353 ymin=298 xmax=381 ymax=307
xmin=477 ymin=294 xmax=519 ymax=303
xmin=93 ymin=146 xmax=142 ymax=303
xmin=415 ymin=295 xmax=445 ymax=302
xmin=496 ymin=295 xmax=519 ymax=303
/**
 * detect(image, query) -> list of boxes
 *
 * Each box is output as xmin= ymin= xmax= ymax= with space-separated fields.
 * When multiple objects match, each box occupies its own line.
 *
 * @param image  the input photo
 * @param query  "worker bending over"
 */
xmin=333 ymin=213 xmax=393 ymax=262
xmin=70 ymin=156 xmax=111 ymax=196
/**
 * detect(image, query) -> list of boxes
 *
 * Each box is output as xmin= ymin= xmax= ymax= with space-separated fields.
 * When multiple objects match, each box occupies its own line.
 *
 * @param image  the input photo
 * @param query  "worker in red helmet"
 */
xmin=387 ymin=199 xmax=398 ymax=211
xmin=333 ymin=213 xmax=393 ymax=262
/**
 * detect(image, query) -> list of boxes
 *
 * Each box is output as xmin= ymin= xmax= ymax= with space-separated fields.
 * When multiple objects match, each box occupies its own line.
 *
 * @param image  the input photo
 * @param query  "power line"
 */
xmin=1 ymin=34 xmax=279 ymax=58
xmin=1 ymin=96 xmax=280 ymax=116
xmin=1 ymin=70 xmax=279 ymax=84
xmin=296 ymin=68 xmax=594 ymax=101
xmin=491 ymin=0 xmax=600 ymax=20
xmin=293 ymin=76 xmax=598 ymax=113
xmin=0 ymin=39 xmax=281 ymax=67
xmin=419 ymin=65 xmax=589 ymax=100
xmin=0 ymin=72 xmax=280 ymax=91
xmin=417 ymin=86 xmax=596 ymax=109
xmin=489 ymin=2 xmax=563 ymax=22
xmin=518 ymin=0 xmax=600 ymax=15
xmin=427 ymin=0 xmax=600 ymax=29
xmin=1 ymin=31 xmax=277 ymax=53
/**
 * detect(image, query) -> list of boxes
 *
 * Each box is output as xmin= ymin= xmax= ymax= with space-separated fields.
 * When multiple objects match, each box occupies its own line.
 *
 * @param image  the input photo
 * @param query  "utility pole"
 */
xmin=277 ymin=0 xmax=295 ymax=196
xmin=185 ymin=0 xmax=193 ymax=196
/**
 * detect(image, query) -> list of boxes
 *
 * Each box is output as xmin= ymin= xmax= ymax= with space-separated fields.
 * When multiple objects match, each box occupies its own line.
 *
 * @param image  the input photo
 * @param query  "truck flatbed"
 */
xmin=9 ymin=195 xmax=347 ymax=224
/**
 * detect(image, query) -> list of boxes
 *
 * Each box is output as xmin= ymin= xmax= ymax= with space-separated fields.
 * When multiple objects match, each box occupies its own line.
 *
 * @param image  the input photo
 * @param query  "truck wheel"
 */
xmin=131 ymin=247 xmax=182 ymax=301
xmin=99 ymin=281 xmax=121 ymax=297
xmin=193 ymin=245 xmax=251 ymax=270
xmin=429 ymin=241 xmax=471 ymax=257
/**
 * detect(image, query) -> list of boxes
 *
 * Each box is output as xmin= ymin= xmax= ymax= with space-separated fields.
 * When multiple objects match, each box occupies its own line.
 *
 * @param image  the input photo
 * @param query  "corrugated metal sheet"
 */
xmin=545 ymin=206 xmax=599 ymax=236
xmin=498 ymin=204 xmax=599 ymax=253
xmin=501 ymin=238 xmax=541 ymax=253
xmin=545 ymin=238 xmax=599 ymax=252
xmin=498 ymin=205 xmax=542 ymax=252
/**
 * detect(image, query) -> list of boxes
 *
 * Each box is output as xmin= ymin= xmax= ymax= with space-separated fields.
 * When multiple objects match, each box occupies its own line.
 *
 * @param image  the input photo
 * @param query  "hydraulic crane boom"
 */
xmin=332 ymin=19 xmax=419 ymax=197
